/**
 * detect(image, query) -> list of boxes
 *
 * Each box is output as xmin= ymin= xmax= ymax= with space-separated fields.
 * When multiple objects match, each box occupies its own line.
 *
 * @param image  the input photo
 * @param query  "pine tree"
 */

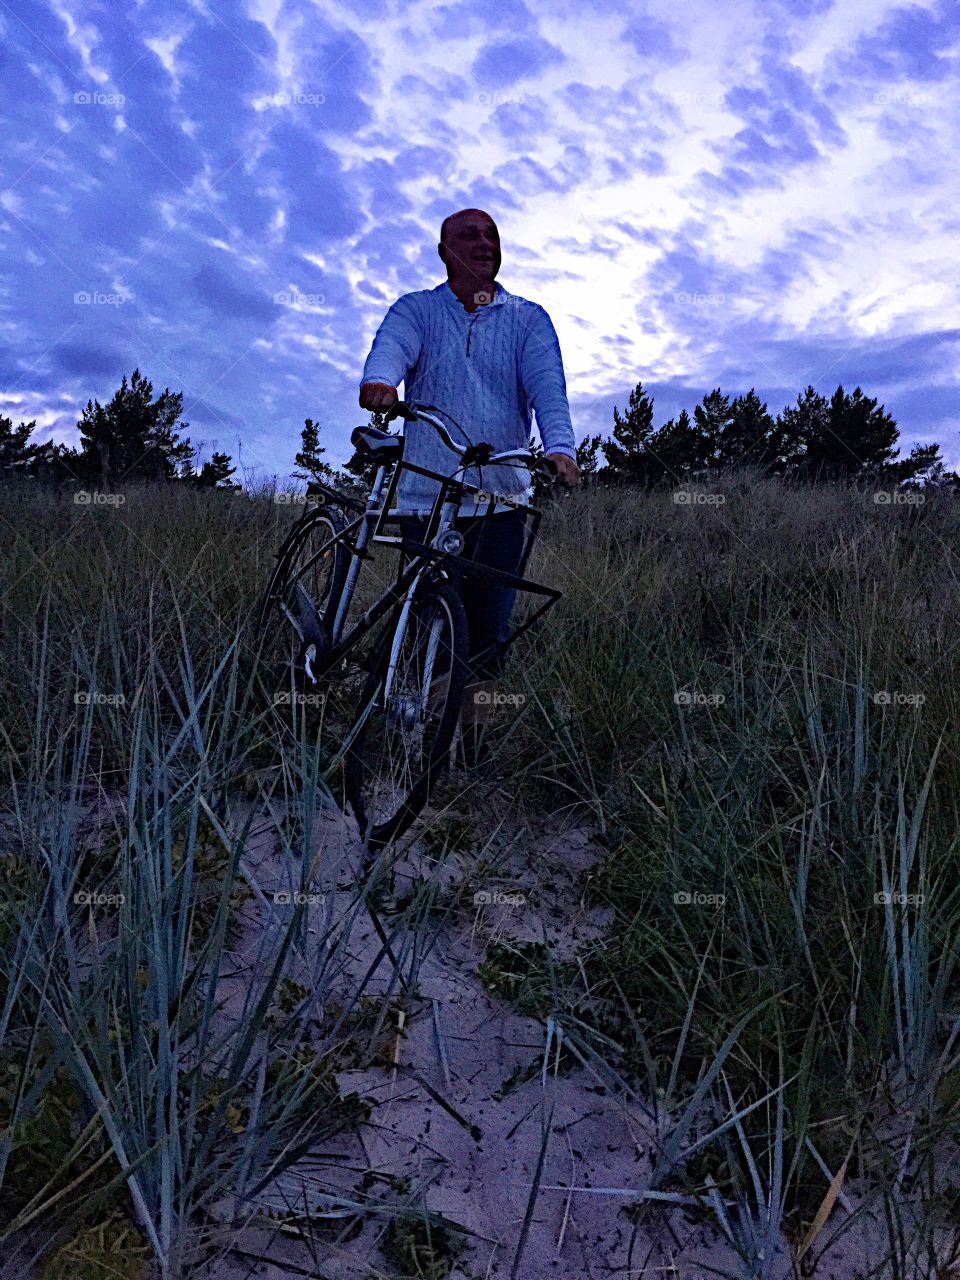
xmin=76 ymin=368 xmax=193 ymax=482
xmin=0 ymin=414 xmax=40 ymax=473
xmin=716 ymin=389 xmax=780 ymax=471
xmin=880 ymin=441 xmax=949 ymax=487
xmin=692 ymin=389 xmax=734 ymax=468
xmin=603 ymin=382 xmax=655 ymax=485
xmin=575 ymin=433 xmax=604 ymax=485
xmin=645 ymin=410 xmax=702 ymax=485
xmin=195 ymin=450 xmax=240 ymax=489
xmin=776 ymin=386 xmax=830 ymax=481
xmin=798 ymin=385 xmax=899 ymax=481
xmin=293 ymin=417 xmax=338 ymax=486
xmin=897 ymin=448 xmax=960 ymax=490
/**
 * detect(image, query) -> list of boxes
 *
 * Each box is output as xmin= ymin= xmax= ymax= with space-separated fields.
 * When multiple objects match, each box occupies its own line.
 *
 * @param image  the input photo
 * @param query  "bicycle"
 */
xmin=254 ymin=400 xmax=562 ymax=851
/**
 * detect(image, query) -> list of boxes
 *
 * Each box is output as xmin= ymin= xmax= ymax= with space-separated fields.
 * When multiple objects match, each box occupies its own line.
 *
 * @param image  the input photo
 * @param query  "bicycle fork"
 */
xmin=382 ymin=570 xmax=438 ymax=728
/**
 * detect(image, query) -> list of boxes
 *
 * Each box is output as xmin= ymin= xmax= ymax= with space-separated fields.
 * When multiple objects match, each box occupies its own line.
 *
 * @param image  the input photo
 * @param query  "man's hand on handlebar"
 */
xmin=359 ymin=383 xmax=398 ymax=412
xmin=548 ymin=453 xmax=580 ymax=488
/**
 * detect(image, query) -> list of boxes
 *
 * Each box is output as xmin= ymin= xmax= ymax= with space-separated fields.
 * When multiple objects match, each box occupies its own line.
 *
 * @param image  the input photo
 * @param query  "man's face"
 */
xmin=439 ymin=213 xmax=501 ymax=279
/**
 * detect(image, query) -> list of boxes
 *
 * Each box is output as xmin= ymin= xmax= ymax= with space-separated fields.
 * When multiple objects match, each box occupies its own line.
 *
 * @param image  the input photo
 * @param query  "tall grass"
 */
xmin=0 ymin=480 xmax=425 ymax=1276
xmin=493 ymin=470 xmax=960 ymax=1274
xmin=2 ymin=471 xmax=960 ymax=1276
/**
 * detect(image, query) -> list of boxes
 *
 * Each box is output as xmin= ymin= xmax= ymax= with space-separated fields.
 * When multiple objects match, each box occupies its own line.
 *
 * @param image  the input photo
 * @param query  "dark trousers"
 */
xmin=399 ymin=511 xmax=527 ymax=679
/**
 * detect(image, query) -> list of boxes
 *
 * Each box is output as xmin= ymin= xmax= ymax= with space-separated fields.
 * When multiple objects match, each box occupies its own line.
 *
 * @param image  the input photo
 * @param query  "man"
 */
xmin=358 ymin=208 xmax=580 ymax=764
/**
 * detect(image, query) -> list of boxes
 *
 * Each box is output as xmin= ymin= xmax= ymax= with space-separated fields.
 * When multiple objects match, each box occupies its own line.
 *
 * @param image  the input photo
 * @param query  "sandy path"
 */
xmin=200 ymin=790 xmax=795 ymax=1280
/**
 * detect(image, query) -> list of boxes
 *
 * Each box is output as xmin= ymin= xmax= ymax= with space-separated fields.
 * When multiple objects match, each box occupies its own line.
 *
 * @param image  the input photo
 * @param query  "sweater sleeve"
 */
xmin=359 ymin=294 xmax=423 ymax=389
xmin=518 ymin=304 xmax=576 ymax=458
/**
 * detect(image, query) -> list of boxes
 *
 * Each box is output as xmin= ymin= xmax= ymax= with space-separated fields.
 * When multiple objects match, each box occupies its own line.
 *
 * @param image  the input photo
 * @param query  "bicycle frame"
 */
xmin=267 ymin=409 xmax=562 ymax=689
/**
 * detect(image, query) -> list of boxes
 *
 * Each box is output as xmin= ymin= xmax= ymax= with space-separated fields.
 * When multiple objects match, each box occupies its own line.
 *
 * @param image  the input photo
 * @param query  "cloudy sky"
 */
xmin=1 ymin=0 xmax=957 ymax=480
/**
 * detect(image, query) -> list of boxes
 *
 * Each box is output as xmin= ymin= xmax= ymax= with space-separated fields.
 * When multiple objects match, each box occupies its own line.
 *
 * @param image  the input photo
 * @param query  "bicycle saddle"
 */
xmin=350 ymin=425 xmax=403 ymax=462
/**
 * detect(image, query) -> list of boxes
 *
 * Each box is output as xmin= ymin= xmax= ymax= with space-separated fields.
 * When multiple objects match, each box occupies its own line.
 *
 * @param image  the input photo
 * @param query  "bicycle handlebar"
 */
xmin=382 ymin=400 xmax=558 ymax=476
xmin=383 ymin=399 xmax=462 ymax=454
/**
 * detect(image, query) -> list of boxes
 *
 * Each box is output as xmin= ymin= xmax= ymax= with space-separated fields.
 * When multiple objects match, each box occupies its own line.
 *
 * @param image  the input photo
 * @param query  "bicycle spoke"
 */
xmin=346 ymin=581 xmax=469 ymax=846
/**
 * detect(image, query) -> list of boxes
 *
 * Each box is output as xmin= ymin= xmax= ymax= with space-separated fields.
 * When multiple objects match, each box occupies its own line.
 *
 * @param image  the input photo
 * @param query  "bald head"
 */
xmin=440 ymin=208 xmax=495 ymax=244
xmin=438 ymin=208 xmax=501 ymax=292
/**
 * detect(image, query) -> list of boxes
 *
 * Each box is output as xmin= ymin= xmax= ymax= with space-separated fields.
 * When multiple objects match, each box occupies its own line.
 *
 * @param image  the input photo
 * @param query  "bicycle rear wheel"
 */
xmin=345 ymin=579 xmax=469 ymax=850
xmin=255 ymin=503 xmax=349 ymax=692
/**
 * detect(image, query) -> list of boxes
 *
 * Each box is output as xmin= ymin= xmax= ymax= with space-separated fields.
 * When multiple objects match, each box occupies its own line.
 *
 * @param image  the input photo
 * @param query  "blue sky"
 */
xmin=1 ymin=0 xmax=957 ymax=479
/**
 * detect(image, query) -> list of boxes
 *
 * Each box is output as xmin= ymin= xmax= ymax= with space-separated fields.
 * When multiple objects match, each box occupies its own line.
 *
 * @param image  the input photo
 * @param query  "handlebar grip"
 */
xmin=383 ymin=399 xmax=418 ymax=424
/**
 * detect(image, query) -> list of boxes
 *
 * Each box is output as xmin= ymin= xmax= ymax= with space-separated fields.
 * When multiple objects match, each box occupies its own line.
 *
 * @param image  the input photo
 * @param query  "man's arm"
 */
xmin=359 ymin=295 xmax=422 ymax=410
xmin=519 ymin=305 xmax=580 ymax=486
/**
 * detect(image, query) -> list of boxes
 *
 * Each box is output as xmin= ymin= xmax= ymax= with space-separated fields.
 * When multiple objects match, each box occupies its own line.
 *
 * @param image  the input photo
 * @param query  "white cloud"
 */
xmin=145 ymin=29 xmax=188 ymax=93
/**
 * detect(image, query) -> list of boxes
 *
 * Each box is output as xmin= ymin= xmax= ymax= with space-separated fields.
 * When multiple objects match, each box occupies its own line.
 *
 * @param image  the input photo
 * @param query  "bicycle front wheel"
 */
xmin=345 ymin=579 xmax=469 ymax=850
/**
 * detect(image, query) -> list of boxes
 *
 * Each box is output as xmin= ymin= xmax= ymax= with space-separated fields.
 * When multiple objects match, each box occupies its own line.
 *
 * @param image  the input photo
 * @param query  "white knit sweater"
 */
xmin=359 ymin=279 xmax=576 ymax=514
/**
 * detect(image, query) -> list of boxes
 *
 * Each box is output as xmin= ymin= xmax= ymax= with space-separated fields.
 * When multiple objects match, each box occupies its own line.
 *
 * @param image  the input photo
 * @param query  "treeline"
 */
xmin=571 ymin=382 xmax=957 ymax=489
xmin=0 ymin=368 xmax=239 ymax=488
xmin=3 ymin=369 xmax=954 ymax=495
